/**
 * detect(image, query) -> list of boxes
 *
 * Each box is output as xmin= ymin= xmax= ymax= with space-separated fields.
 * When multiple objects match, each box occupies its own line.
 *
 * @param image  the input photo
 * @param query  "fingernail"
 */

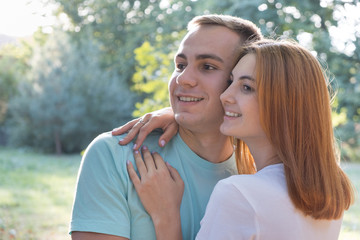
xmin=160 ymin=140 xmax=166 ymax=147
xmin=126 ymin=160 xmax=130 ymax=165
xmin=142 ymin=145 xmax=148 ymax=150
xmin=134 ymin=150 xmax=139 ymax=154
xmin=132 ymin=144 xmax=137 ymax=150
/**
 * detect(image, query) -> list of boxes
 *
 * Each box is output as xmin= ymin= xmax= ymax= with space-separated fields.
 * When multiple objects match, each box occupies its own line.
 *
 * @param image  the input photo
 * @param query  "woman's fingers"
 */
xmin=113 ymin=107 xmax=178 ymax=150
xmin=112 ymin=118 xmax=139 ymax=136
xmin=133 ymin=149 xmax=148 ymax=177
xmin=141 ymin=146 xmax=156 ymax=172
xmin=132 ymin=122 xmax=154 ymax=150
xmin=128 ymin=148 xmax=185 ymax=222
xmin=166 ymin=162 xmax=184 ymax=188
xmin=158 ymin=121 xmax=179 ymax=147
xmin=118 ymin=117 xmax=149 ymax=147
xmin=152 ymin=151 xmax=168 ymax=172
xmin=127 ymin=161 xmax=141 ymax=188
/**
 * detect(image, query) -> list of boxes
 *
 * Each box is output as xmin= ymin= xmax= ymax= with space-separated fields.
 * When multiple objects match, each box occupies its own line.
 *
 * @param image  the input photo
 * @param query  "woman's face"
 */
xmin=220 ymin=54 xmax=266 ymax=141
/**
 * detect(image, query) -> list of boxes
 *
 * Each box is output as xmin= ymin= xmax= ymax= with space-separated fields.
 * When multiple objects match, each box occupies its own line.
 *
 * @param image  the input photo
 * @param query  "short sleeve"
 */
xmin=196 ymin=179 xmax=259 ymax=240
xmin=70 ymin=134 xmax=131 ymax=238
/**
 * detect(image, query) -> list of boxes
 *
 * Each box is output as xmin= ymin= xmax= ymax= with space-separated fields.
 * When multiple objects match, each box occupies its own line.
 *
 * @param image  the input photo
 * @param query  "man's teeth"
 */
xmin=179 ymin=97 xmax=203 ymax=102
xmin=225 ymin=111 xmax=241 ymax=117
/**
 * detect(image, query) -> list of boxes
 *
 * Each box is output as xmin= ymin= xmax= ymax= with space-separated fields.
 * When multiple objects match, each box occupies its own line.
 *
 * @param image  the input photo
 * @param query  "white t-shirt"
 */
xmin=196 ymin=163 xmax=342 ymax=240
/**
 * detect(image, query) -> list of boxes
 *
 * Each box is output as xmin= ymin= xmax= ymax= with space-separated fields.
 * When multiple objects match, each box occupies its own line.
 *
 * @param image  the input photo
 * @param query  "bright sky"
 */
xmin=0 ymin=0 xmax=358 ymax=55
xmin=0 ymin=0 xmax=55 ymax=37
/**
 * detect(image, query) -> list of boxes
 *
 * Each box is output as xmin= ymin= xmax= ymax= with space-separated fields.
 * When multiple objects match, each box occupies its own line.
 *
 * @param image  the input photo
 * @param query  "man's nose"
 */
xmin=176 ymin=67 xmax=197 ymax=87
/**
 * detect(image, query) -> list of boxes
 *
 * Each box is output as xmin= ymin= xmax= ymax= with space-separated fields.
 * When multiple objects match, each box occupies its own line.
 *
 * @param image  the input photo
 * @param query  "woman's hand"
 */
xmin=127 ymin=146 xmax=184 ymax=240
xmin=112 ymin=107 xmax=178 ymax=150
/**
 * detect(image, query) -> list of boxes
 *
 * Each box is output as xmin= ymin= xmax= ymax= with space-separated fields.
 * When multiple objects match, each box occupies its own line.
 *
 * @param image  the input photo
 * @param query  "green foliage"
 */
xmin=0 ymin=42 xmax=32 ymax=124
xmin=129 ymin=0 xmax=360 ymax=161
xmin=131 ymin=39 xmax=180 ymax=117
xmin=202 ymin=0 xmax=360 ymax=161
xmin=0 ymin=0 xmax=358 ymax=159
xmin=6 ymin=30 xmax=135 ymax=154
xmin=50 ymin=0 xmax=198 ymax=84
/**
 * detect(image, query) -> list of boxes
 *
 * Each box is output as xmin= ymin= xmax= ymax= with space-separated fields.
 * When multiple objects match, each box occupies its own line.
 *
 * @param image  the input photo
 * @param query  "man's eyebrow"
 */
xmin=196 ymin=54 xmax=224 ymax=63
xmin=175 ymin=53 xmax=224 ymax=63
xmin=176 ymin=53 xmax=187 ymax=60
xmin=238 ymin=75 xmax=255 ymax=81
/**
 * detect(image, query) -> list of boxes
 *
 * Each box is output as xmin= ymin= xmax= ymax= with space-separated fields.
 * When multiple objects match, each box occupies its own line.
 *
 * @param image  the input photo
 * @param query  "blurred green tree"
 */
xmin=131 ymin=0 xmax=360 ymax=160
xmin=49 ymin=0 xmax=199 ymax=84
xmin=3 ymin=0 xmax=359 ymax=159
xmin=0 ymin=42 xmax=32 ymax=124
xmin=131 ymin=34 xmax=185 ymax=116
xmin=6 ymin=30 xmax=135 ymax=154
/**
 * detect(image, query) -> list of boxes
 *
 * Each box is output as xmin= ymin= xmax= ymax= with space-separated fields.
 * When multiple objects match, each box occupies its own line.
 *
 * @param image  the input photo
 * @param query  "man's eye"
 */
xmin=176 ymin=63 xmax=185 ymax=71
xmin=204 ymin=64 xmax=215 ymax=70
xmin=227 ymin=79 xmax=233 ymax=86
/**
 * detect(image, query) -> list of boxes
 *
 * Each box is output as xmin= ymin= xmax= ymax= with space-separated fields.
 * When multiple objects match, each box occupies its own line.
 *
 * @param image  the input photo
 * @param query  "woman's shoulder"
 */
xmin=224 ymin=163 xmax=284 ymax=184
xmin=216 ymin=163 xmax=287 ymax=202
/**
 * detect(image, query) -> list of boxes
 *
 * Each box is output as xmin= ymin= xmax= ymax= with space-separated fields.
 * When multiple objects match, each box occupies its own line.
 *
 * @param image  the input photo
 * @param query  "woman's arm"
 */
xmin=112 ymin=107 xmax=178 ymax=150
xmin=127 ymin=146 xmax=184 ymax=240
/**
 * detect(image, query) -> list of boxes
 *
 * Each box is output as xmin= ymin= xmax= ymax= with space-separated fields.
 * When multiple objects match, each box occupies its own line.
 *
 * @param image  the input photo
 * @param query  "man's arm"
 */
xmin=70 ymin=134 xmax=132 ymax=238
xmin=72 ymin=232 xmax=128 ymax=240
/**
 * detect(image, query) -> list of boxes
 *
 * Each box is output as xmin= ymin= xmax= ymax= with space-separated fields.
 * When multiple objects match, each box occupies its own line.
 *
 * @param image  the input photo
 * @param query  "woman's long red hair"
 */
xmin=235 ymin=39 xmax=354 ymax=219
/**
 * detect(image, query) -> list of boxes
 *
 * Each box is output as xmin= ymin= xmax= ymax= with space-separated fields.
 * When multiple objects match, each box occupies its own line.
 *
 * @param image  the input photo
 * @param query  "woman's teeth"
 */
xmin=225 ymin=111 xmax=241 ymax=117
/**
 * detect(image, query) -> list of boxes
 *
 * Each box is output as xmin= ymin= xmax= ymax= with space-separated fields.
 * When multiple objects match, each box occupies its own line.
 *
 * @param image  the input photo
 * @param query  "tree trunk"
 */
xmin=54 ymin=130 xmax=62 ymax=155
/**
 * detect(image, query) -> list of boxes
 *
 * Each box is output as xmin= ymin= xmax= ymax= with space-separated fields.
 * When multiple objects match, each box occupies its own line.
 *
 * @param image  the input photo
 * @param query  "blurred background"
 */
xmin=0 ymin=0 xmax=359 ymax=239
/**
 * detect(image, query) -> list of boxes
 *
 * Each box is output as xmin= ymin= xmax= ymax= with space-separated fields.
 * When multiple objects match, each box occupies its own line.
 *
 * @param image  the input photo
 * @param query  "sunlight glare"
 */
xmin=0 ymin=0 xmax=55 ymax=37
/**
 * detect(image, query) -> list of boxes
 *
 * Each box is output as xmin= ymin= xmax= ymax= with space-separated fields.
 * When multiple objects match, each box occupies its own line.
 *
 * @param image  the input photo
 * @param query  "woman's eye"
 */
xmin=243 ymin=85 xmax=253 ymax=92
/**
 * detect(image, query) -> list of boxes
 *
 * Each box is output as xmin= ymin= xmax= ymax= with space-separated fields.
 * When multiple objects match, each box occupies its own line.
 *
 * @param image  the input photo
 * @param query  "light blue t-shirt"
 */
xmin=70 ymin=131 xmax=237 ymax=239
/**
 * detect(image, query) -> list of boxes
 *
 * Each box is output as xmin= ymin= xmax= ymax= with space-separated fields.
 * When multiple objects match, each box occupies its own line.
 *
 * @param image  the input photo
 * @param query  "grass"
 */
xmin=339 ymin=162 xmax=360 ymax=240
xmin=0 ymin=147 xmax=359 ymax=239
xmin=0 ymin=147 xmax=81 ymax=240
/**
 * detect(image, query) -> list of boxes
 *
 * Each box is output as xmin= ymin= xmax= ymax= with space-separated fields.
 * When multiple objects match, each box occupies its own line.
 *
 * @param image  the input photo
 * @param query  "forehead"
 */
xmin=177 ymin=25 xmax=241 ymax=64
xmin=232 ymin=54 xmax=257 ymax=77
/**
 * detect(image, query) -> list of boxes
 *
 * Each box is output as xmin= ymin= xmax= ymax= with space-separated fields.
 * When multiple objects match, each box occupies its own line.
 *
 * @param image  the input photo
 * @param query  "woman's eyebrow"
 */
xmin=238 ymin=75 xmax=255 ymax=81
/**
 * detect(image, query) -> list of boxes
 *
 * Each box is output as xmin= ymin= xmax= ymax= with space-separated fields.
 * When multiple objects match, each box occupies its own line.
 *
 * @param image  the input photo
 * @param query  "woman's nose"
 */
xmin=220 ymin=85 xmax=236 ymax=105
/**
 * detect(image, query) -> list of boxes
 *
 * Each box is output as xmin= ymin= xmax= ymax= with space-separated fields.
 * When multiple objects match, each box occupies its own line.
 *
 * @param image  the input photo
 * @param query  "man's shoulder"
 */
xmin=82 ymin=131 xmax=132 ymax=162
xmin=88 ymin=131 xmax=124 ymax=150
xmin=87 ymin=130 xmax=168 ymax=154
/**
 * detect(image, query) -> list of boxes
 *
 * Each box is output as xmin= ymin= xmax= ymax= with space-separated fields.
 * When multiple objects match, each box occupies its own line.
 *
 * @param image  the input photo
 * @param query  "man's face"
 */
xmin=169 ymin=25 xmax=242 ymax=133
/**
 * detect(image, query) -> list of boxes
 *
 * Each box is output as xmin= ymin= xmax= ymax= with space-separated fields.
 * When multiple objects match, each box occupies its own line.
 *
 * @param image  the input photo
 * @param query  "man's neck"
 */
xmin=179 ymin=127 xmax=233 ymax=163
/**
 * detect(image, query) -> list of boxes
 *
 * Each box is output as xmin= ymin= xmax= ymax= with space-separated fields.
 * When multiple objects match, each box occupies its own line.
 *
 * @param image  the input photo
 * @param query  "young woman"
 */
xmin=125 ymin=39 xmax=355 ymax=240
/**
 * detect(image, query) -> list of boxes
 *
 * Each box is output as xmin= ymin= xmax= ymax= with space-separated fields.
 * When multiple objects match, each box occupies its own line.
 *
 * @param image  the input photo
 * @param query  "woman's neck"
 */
xmin=245 ymin=138 xmax=281 ymax=171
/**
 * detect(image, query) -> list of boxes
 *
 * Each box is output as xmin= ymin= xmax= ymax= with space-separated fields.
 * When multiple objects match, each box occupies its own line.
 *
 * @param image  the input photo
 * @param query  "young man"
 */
xmin=70 ymin=14 xmax=262 ymax=240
